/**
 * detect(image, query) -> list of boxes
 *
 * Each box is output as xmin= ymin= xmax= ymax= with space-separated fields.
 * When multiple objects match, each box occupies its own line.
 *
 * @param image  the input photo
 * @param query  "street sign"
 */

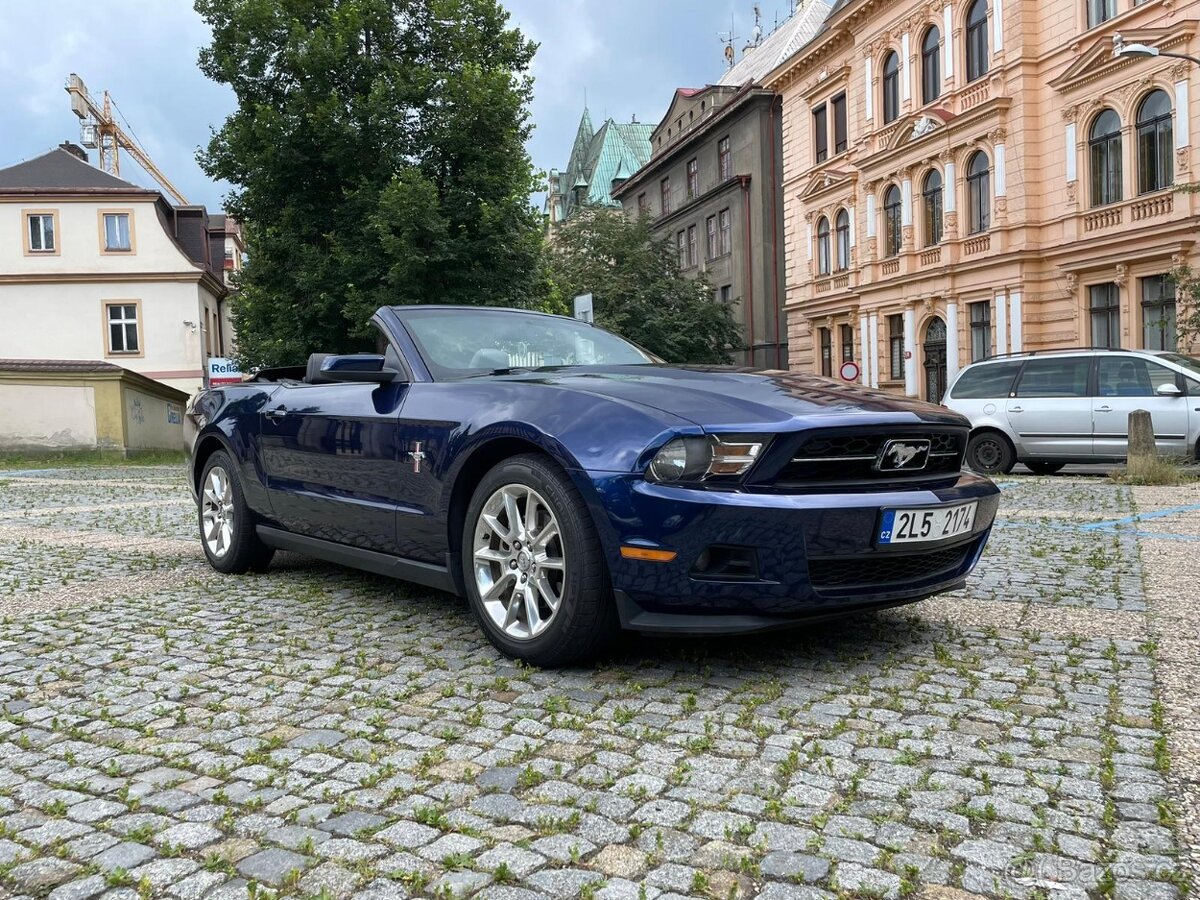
xmin=573 ymin=293 xmax=594 ymax=323
xmin=207 ymin=357 xmax=244 ymax=387
xmin=839 ymin=360 xmax=861 ymax=382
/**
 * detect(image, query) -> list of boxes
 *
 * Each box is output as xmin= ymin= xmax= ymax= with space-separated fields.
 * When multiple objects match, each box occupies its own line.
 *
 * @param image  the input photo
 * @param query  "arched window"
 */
xmin=922 ymin=27 xmax=941 ymax=105
xmin=1089 ymin=109 xmax=1122 ymax=207
xmin=816 ymin=216 xmax=832 ymax=276
xmin=884 ymin=185 xmax=903 ymax=257
xmin=966 ymin=151 xmax=990 ymax=234
xmin=1137 ymin=90 xmax=1174 ymax=194
xmin=922 ymin=169 xmax=944 ymax=246
xmin=835 ymin=209 xmax=851 ymax=271
xmin=966 ymin=0 xmax=989 ymax=84
xmin=882 ymin=51 xmax=900 ymax=123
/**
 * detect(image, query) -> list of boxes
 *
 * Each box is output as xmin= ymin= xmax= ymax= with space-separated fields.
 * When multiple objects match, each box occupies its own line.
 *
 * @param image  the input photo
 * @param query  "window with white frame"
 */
xmin=106 ymin=303 xmax=140 ymax=354
xmin=26 ymin=213 xmax=56 ymax=253
xmin=103 ymin=212 xmax=132 ymax=251
xmin=1087 ymin=0 xmax=1116 ymax=28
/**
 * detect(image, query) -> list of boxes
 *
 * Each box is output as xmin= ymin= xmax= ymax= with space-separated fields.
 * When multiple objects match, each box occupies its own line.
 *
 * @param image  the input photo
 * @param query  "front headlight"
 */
xmin=646 ymin=435 xmax=766 ymax=483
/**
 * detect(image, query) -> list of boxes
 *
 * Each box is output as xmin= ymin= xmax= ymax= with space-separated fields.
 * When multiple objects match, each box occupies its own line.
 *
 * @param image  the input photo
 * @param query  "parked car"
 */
xmin=946 ymin=348 xmax=1200 ymax=475
xmin=186 ymin=305 xmax=1000 ymax=666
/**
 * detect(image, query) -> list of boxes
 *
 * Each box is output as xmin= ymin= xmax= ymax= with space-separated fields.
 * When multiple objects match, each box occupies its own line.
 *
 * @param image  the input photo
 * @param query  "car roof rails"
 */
xmin=981 ymin=347 xmax=1135 ymax=361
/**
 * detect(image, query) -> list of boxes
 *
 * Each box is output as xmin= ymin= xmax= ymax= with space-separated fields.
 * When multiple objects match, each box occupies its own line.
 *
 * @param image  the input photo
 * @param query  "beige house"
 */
xmin=766 ymin=0 xmax=1200 ymax=400
xmin=0 ymin=145 xmax=234 ymax=393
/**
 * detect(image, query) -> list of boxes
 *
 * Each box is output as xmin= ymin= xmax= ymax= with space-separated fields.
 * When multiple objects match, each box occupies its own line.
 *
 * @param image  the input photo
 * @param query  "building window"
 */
xmin=922 ymin=169 xmax=943 ymax=246
xmin=816 ymin=216 xmax=832 ymax=276
xmin=966 ymin=151 xmax=990 ymax=234
xmin=102 ymin=212 xmax=133 ymax=252
xmin=718 ymin=208 xmax=732 ymax=255
xmin=687 ymin=158 xmax=699 ymax=200
xmin=883 ymin=184 xmax=902 ymax=257
xmin=966 ymin=0 xmax=989 ymax=84
xmin=718 ymin=136 xmax=732 ymax=180
xmin=1087 ymin=0 xmax=1116 ymax=28
xmin=676 ymin=231 xmax=687 ymax=268
xmin=840 ymin=324 xmax=854 ymax=363
xmin=105 ymin=302 xmax=140 ymax=355
xmin=661 ymin=178 xmax=672 ymax=215
xmin=1089 ymin=109 xmax=1123 ymax=207
xmin=969 ymin=301 xmax=991 ymax=361
xmin=1090 ymin=282 xmax=1121 ymax=348
xmin=813 ymin=104 xmax=828 ymax=163
xmin=687 ymin=224 xmax=697 ymax=267
xmin=1137 ymin=90 xmax=1174 ymax=194
xmin=1142 ymin=274 xmax=1177 ymax=351
xmin=832 ymin=94 xmax=848 ymax=154
xmin=819 ymin=327 xmax=832 ymax=376
xmin=922 ymin=27 xmax=941 ymax=105
xmin=25 ymin=212 xmax=56 ymax=253
xmin=706 ymin=215 xmax=717 ymax=258
xmin=719 ymin=285 xmax=732 ymax=305
xmin=637 ymin=192 xmax=648 ymax=214
xmin=882 ymin=51 xmax=900 ymax=124
xmin=835 ymin=208 xmax=851 ymax=271
xmin=888 ymin=314 xmax=904 ymax=380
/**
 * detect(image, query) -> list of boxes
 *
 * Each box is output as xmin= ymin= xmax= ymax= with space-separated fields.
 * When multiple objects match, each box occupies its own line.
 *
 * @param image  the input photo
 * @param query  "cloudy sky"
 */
xmin=0 ymin=1 xmax=796 ymax=212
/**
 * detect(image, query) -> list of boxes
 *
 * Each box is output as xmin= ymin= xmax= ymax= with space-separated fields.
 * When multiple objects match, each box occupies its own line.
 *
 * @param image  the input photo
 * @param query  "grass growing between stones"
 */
xmin=1110 ymin=456 xmax=1196 ymax=486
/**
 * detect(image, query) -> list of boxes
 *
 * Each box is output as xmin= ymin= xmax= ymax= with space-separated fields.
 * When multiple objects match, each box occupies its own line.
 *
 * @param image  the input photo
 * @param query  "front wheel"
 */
xmin=965 ymin=432 xmax=1016 ymax=476
xmin=199 ymin=451 xmax=275 ymax=574
xmin=463 ymin=454 xmax=618 ymax=667
xmin=1024 ymin=461 xmax=1065 ymax=476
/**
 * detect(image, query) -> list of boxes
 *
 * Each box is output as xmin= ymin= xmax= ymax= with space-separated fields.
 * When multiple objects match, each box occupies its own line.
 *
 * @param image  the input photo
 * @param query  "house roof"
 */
xmin=718 ymin=0 xmax=834 ymax=87
xmin=0 ymin=148 xmax=153 ymax=193
xmin=551 ymin=110 xmax=655 ymax=216
xmin=0 ymin=358 xmax=123 ymax=373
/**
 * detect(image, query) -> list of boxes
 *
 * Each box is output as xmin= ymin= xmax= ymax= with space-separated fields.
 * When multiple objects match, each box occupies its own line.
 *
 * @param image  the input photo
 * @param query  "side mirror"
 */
xmin=320 ymin=354 xmax=400 ymax=384
xmin=1155 ymin=382 xmax=1183 ymax=397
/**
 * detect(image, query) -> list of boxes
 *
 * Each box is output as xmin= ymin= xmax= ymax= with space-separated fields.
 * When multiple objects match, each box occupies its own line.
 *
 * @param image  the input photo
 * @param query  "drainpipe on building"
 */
xmin=768 ymin=97 xmax=782 ymax=370
xmin=740 ymin=175 xmax=755 ymax=367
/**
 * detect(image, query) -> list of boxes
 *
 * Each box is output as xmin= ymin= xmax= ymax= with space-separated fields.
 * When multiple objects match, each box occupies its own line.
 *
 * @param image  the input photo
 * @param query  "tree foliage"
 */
xmin=1169 ymin=266 xmax=1200 ymax=350
xmin=545 ymin=207 xmax=742 ymax=364
xmin=195 ymin=0 xmax=547 ymax=367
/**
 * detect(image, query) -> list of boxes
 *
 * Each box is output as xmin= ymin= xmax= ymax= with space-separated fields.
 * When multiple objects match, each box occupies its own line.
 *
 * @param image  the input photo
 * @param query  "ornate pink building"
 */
xmin=765 ymin=0 xmax=1200 ymax=399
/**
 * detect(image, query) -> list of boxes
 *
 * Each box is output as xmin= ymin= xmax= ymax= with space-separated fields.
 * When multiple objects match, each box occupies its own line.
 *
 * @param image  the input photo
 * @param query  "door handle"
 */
xmin=1096 ymin=406 xmax=1112 ymax=413
xmin=1009 ymin=406 xmax=1023 ymax=413
xmin=264 ymin=406 xmax=288 ymax=423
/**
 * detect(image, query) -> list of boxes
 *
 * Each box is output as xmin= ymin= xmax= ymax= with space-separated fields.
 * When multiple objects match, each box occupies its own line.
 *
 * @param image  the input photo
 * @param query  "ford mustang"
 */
xmin=185 ymin=305 xmax=1000 ymax=666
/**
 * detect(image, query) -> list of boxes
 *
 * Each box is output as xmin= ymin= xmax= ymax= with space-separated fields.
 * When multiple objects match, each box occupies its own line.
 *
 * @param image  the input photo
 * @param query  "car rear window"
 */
xmin=1014 ymin=357 xmax=1091 ymax=398
xmin=949 ymin=361 xmax=1023 ymax=399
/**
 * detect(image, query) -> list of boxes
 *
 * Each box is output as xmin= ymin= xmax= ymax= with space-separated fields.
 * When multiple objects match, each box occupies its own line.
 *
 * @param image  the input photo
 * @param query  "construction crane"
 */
xmin=65 ymin=73 xmax=189 ymax=206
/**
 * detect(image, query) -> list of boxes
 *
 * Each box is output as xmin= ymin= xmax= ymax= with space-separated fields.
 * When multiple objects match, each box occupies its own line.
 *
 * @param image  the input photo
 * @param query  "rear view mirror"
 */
xmin=320 ymin=354 xmax=400 ymax=384
xmin=1155 ymin=382 xmax=1183 ymax=397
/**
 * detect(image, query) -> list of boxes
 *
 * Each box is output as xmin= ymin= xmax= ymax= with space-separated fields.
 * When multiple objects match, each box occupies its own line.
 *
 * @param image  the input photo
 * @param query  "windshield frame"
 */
xmin=390 ymin=306 xmax=658 ymax=382
xmin=1156 ymin=352 xmax=1200 ymax=378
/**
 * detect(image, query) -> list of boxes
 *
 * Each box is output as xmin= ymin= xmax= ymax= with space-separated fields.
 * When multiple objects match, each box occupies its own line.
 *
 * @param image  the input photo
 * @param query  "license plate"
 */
xmin=878 ymin=502 xmax=977 ymax=545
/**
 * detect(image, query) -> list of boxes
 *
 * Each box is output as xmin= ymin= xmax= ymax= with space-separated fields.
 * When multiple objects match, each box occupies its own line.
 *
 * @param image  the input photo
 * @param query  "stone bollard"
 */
xmin=1128 ymin=409 xmax=1156 ymax=460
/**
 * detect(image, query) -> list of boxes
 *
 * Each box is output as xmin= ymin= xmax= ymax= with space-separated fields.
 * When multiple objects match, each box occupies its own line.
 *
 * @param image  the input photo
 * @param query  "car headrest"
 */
xmin=306 ymin=353 xmax=335 ymax=384
xmin=468 ymin=349 xmax=510 ymax=371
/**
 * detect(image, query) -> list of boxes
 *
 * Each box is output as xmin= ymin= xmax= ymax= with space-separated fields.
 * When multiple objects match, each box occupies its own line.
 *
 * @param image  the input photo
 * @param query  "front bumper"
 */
xmin=578 ymin=471 xmax=1000 ymax=629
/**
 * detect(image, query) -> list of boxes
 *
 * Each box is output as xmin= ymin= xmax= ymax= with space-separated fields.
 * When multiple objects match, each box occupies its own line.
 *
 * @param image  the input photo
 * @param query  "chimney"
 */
xmin=59 ymin=142 xmax=88 ymax=162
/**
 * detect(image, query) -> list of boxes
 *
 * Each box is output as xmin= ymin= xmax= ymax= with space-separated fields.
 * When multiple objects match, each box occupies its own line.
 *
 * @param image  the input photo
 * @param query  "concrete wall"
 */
xmin=0 ymin=383 xmax=98 ymax=449
xmin=122 ymin=385 xmax=184 ymax=450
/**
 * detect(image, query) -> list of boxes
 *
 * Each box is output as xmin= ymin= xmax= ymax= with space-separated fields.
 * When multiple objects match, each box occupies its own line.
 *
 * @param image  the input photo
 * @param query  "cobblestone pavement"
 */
xmin=0 ymin=466 xmax=1196 ymax=900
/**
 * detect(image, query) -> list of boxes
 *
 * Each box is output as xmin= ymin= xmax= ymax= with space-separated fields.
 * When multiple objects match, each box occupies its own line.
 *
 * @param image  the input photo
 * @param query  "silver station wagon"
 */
xmin=944 ymin=349 xmax=1200 ymax=474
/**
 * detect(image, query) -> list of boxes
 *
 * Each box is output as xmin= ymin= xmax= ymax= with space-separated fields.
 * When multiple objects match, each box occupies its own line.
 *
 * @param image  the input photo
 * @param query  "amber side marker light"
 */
xmin=620 ymin=546 xmax=678 ymax=562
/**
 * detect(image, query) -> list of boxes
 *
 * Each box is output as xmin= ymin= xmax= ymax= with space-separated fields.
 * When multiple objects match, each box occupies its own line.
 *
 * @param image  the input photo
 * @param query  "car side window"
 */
xmin=949 ymin=361 xmax=1023 ymax=399
xmin=1096 ymin=357 xmax=1174 ymax=398
xmin=1187 ymin=376 xmax=1200 ymax=396
xmin=1013 ymin=358 xmax=1090 ymax=398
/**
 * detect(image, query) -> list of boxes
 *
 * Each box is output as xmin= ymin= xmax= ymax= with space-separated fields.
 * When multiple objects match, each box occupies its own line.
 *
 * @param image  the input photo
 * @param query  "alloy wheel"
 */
xmin=201 ymin=466 xmax=235 ymax=558
xmin=472 ymin=483 xmax=566 ymax=641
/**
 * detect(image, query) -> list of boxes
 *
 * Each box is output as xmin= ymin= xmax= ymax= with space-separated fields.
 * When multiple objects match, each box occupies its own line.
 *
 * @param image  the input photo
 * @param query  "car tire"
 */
xmin=462 ymin=453 xmax=618 ymax=667
xmin=198 ymin=450 xmax=275 ymax=575
xmin=1024 ymin=461 xmax=1065 ymax=476
xmin=965 ymin=432 xmax=1016 ymax=476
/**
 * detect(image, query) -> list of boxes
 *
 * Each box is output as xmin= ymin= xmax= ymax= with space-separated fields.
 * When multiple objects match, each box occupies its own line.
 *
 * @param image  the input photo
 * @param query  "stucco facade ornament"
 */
xmin=1116 ymin=263 xmax=1129 ymax=283
xmin=1066 ymin=273 xmax=1078 ymax=294
xmin=1062 ymin=105 xmax=1079 ymax=124
xmin=1177 ymin=147 xmax=1191 ymax=174
xmin=912 ymin=116 xmax=938 ymax=139
xmin=1066 ymin=182 xmax=1078 ymax=204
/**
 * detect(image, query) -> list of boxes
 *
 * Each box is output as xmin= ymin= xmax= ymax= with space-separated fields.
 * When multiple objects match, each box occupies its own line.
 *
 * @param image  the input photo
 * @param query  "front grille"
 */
xmin=775 ymin=428 xmax=965 ymax=486
xmin=808 ymin=543 xmax=970 ymax=590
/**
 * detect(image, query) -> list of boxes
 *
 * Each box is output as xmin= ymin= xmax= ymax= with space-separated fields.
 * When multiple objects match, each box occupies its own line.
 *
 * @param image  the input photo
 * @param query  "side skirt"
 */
xmin=256 ymin=526 xmax=457 ymax=594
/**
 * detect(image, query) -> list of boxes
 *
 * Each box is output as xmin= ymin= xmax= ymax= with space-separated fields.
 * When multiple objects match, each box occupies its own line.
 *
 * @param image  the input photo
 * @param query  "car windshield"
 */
xmin=396 ymin=308 xmax=655 ymax=380
xmin=1156 ymin=352 xmax=1200 ymax=377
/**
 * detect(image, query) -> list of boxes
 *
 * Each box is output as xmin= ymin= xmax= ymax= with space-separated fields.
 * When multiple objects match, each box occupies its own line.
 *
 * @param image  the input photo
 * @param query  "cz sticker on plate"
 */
xmin=878 ymin=501 xmax=977 ymax=545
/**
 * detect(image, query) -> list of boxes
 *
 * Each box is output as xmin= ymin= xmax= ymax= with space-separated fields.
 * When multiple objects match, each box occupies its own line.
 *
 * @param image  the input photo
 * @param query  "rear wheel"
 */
xmin=1024 ymin=461 xmax=1065 ymax=476
xmin=463 ymin=454 xmax=618 ymax=667
xmin=199 ymin=451 xmax=275 ymax=574
xmin=965 ymin=432 xmax=1016 ymax=476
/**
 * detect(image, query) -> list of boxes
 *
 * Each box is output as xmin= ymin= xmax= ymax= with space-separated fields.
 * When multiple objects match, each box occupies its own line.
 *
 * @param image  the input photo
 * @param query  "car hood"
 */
xmin=502 ymin=365 xmax=968 ymax=431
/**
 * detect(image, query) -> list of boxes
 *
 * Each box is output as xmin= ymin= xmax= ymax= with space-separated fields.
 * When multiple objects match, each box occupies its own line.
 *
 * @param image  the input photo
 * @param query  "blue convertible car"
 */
xmin=186 ymin=305 xmax=999 ymax=665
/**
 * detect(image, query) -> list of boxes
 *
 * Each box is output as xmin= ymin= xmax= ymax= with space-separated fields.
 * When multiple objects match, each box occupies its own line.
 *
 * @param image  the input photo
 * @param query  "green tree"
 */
xmin=195 ymin=0 xmax=547 ymax=368
xmin=546 ymin=207 xmax=742 ymax=364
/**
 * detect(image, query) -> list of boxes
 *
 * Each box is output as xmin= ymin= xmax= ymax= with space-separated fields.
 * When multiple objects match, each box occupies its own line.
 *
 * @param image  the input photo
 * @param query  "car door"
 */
xmin=1005 ymin=355 xmax=1094 ymax=459
xmin=259 ymin=368 xmax=408 ymax=553
xmin=1092 ymin=355 xmax=1189 ymax=458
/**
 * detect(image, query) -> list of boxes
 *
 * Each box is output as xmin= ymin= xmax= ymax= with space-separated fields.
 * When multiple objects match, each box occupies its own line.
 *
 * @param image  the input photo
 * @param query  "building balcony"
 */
xmin=1073 ymin=190 xmax=1176 ymax=238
